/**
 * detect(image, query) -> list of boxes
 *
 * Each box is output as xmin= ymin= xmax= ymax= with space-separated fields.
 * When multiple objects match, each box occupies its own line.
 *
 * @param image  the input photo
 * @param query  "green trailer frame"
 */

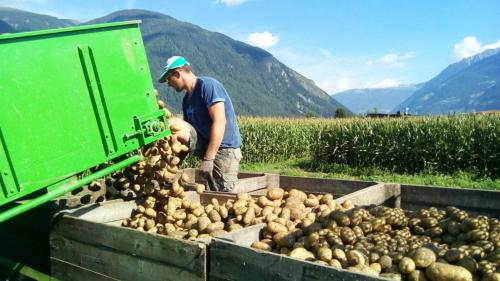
xmin=0 ymin=21 xmax=169 ymax=222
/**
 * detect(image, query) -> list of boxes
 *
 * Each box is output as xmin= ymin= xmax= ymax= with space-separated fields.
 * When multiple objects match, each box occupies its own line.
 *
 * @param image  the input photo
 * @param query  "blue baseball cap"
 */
xmin=158 ymin=56 xmax=190 ymax=83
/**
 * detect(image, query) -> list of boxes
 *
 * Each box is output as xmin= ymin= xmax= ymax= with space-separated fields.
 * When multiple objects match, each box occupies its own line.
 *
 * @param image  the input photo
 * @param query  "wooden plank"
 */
xmin=216 ymin=223 xmax=266 ymax=247
xmin=266 ymin=173 xmax=280 ymax=188
xmin=238 ymin=172 xmax=265 ymax=179
xmin=51 ymin=235 xmax=205 ymax=281
xmin=56 ymin=200 xmax=136 ymax=223
xmin=51 ymin=258 xmax=119 ymax=281
xmin=233 ymin=175 xmax=268 ymax=193
xmin=278 ymin=175 xmax=377 ymax=197
xmin=209 ymin=239 xmax=383 ymax=281
xmin=400 ymin=185 xmax=500 ymax=217
xmin=50 ymin=216 xmax=206 ymax=274
xmin=335 ymin=183 xmax=401 ymax=207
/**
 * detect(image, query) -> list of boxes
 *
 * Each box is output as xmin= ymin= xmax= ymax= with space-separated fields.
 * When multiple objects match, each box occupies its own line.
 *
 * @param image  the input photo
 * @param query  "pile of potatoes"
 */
xmin=246 ymin=189 xmax=499 ymax=281
xmin=108 ymin=96 xmax=192 ymax=198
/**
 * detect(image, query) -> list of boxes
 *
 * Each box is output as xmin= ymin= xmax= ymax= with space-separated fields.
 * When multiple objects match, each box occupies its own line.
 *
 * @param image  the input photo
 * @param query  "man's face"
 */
xmin=165 ymin=69 xmax=183 ymax=92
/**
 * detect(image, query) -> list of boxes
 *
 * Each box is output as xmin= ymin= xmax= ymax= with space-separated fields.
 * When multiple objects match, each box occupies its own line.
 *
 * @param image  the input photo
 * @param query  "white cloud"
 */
xmin=318 ymin=48 xmax=333 ymax=59
xmin=369 ymin=52 xmax=415 ymax=68
xmin=452 ymin=36 xmax=500 ymax=61
xmin=402 ymin=52 xmax=415 ymax=60
xmin=369 ymin=79 xmax=398 ymax=88
xmin=247 ymin=31 xmax=279 ymax=49
xmin=380 ymin=53 xmax=399 ymax=65
xmin=216 ymin=0 xmax=247 ymax=6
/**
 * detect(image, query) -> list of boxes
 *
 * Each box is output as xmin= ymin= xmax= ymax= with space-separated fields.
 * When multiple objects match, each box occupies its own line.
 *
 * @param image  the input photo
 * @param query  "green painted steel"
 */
xmin=0 ymin=21 xmax=169 ymax=219
xmin=0 ymin=255 xmax=55 ymax=281
xmin=0 ymin=154 xmax=140 ymax=223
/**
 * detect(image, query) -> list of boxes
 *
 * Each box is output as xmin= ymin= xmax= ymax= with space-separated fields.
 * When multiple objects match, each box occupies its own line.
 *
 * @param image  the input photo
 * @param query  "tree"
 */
xmin=334 ymin=108 xmax=347 ymax=118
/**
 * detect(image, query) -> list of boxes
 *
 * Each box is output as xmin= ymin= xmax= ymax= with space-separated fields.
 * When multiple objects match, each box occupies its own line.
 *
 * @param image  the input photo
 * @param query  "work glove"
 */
xmin=199 ymin=159 xmax=214 ymax=176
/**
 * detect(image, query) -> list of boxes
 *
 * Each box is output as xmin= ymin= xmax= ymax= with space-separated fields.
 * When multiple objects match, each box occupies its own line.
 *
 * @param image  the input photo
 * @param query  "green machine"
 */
xmin=0 ymin=21 xmax=169 ymax=222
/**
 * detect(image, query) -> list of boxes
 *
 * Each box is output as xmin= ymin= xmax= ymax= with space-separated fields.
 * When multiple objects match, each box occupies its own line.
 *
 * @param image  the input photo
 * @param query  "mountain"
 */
xmin=393 ymin=48 xmax=500 ymax=115
xmin=0 ymin=19 xmax=14 ymax=33
xmin=332 ymin=84 xmax=422 ymax=114
xmin=83 ymin=9 xmax=350 ymax=116
xmin=0 ymin=7 xmax=76 ymax=32
xmin=0 ymin=7 xmax=350 ymax=116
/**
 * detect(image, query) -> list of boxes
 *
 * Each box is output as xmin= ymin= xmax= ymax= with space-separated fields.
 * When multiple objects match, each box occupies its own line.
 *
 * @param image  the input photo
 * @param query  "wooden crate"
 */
xmin=208 ymin=184 xmax=500 ymax=281
xmin=50 ymin=188 xmax=290 ymax=281
xmin=209 ymin=224 xmax=383 ymax=281
xmin=335 ymin=183 xmax=500 ymax=217
xmin=50 ymin=190 xmax=247 ymax=281
xmin=50 ymin=199 xmax=207 ymax=281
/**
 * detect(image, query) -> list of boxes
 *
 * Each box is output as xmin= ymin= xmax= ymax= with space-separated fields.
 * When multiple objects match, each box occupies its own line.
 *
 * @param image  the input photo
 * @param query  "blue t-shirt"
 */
xmin=182 ymin=77 xmax=242 ymax=148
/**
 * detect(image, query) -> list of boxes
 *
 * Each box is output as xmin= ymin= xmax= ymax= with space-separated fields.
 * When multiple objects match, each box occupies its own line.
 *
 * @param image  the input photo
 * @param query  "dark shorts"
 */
xmin=188 ymin=124 xmax=242 ymax=192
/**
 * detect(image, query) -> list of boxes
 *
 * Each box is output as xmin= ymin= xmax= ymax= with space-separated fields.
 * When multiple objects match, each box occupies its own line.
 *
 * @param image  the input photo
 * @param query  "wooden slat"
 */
xmin=400 ymin=185 xmax=500 ymax=217
xmin=56 ymin=200 xmax=136 ymax=223
xmin=335 ymin=183 xmax=401 ymax=207
xmin=233 ymin=175 xmax=268 ymax=193
xmin=278 ymin=175 xmax=377 ymax=197
xmin=51 ymin=258 xmax=119 ymax=281
xmin=209 ymin=239 xmax=383 ymax=281
xmin=216 ymin=223 xmax=266 ymax=247
xmin=51 ymin=235 xmax=204 ymax=281
xmin=50 ymin=216 xmax=206 ymax=276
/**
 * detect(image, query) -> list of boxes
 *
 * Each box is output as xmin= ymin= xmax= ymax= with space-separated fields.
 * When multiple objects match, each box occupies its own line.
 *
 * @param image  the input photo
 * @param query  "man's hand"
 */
xmin=199 ymin=159 xmax=214 ymax=175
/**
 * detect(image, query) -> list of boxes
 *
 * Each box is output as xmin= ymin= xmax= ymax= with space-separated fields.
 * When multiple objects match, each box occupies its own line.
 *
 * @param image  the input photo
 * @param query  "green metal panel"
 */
xmin=0 ymin=21 xmax=169 ymax=211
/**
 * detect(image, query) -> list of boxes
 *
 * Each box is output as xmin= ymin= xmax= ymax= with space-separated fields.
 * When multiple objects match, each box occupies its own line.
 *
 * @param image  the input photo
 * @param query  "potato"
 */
xmin=481 ymin=273 xmax=500 ymax=281
xmin=228 ymin=224 xmax=243 ymax=231
xmin=333 ymin=248 xmax=347 ymax=262
xmin=379 ymin=255 xmax=393 ymax=270
xmin=218 ymin=205 xmax=228 ymax=219
xmin=317 ymin=247 xmax=333 ymax=262
xmin=257 ymin=196 xmax=275 ymax=208
xmin=268 ymin=221 xmax=288 ymax=234
xmin=347 ymin=250 xmax=366 ymax=266
xmin=195 ymin=184 xmax=205 ymax=194
xmin=304 ymin=197 xmax=319 ymax=208
xmin=425 ymin=262 xmax=472 ymax=281
xmin=380 ymin=273 xmax=402 ymax=281
xmin=288 ymin=247 xmax=314 ymax=261
xmin=197 ymin=217 xmax=211 ymax=232
xmin=210 ymin=229 xmax=227 ymax=237
xmin=412 ymin=247 xmax=436 ymax=268
xmin=408 ymin=270 xmax=428 ymax=281
xmin=329 ymin=259 xmax=342 ymax=268
xmin=188 ymin=229 xmax=198 ymax=238
xmin=136 ymin=205 xmax=146 ymax=214
xmin=457 ymin=256 xmax=478 ymax=273
xmin=145 ymin=208 xmax=157 ymax=218
xmin=273 ymin=232 xmax=296 ymax=248
xmin=251 ymin=241 xmax=272 ymax=251
xmin=208 ymin=210 xmax=221 ymax=222
xmin=266 ymin=188 xmax=284 ymax=200
xmin=243 ymin=206 xmax=255 ymax=225
xmin=206 ymin=222 xmax=225 ymax=233
xmin=370 ymin=263 xmax=382 ymax=274
xmin=399 ymin=257 xmax=416 ymax=274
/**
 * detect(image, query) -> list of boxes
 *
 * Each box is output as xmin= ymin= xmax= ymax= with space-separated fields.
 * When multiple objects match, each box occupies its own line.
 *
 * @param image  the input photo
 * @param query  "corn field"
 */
xmin=312 ymin=115 xmax=500 ymax=178
xmin=183 ymin=115 xmax=500 ymax=178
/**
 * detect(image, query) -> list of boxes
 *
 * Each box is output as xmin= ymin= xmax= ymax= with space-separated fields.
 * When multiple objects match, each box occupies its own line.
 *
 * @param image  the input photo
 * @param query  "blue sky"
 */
xmin=3 ymin=0 xmax=500 ymax=94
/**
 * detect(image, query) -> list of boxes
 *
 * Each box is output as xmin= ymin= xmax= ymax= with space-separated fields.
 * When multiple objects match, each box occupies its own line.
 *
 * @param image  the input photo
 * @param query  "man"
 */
xmin=158 ymin=56 xmax=242 ymax=192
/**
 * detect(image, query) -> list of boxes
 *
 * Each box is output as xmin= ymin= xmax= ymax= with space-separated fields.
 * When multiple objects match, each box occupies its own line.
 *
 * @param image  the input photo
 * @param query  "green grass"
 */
xmin=240 ymin=158 xmax=500 ymax=190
